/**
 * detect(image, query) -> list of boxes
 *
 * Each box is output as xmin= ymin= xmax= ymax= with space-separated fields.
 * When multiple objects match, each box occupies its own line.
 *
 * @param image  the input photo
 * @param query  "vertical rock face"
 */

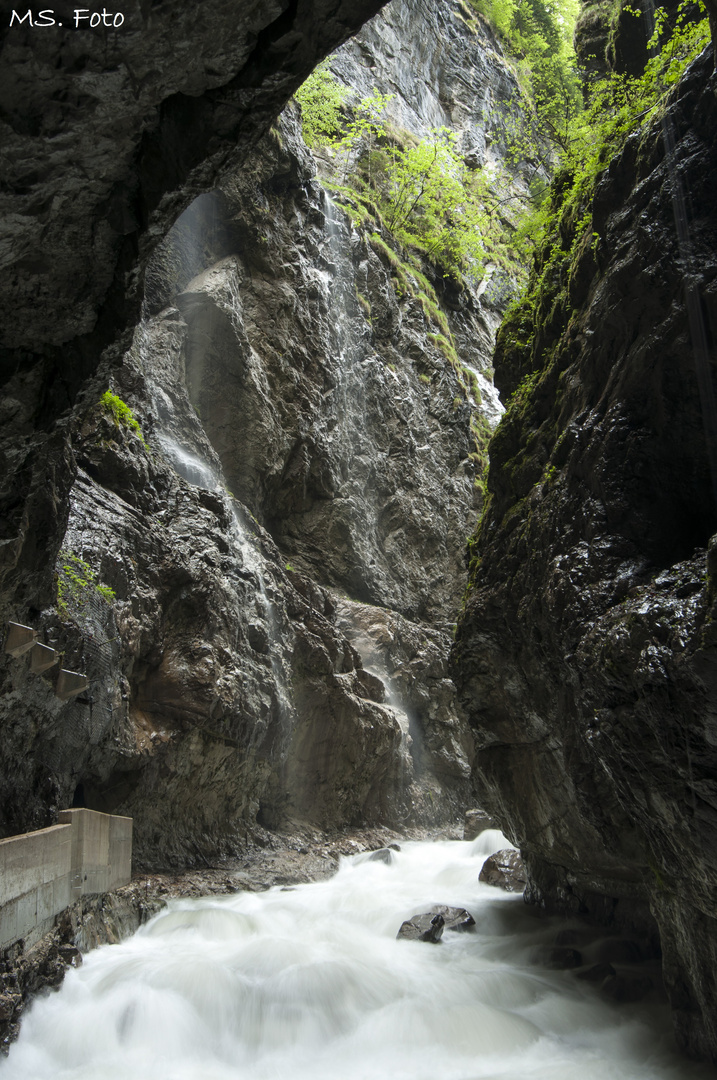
xmin=167 ymin=165 xmax=476 ymax=626
xmin=1 ymin=0 xmax=526 ymax=864
xmin=0 ymin=0 xmax=388 ymax=675
xmin=0 ymin=0 xmax=389 ymax=362
xmin=453 ymin=42 xmax=717 ymax=1061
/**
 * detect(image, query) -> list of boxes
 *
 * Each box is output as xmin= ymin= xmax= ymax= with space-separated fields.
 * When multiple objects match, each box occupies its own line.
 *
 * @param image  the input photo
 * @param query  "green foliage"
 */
xmin=513 ymin=0 xmax=709 ymax=309
xmin=294 ymin=61 xmax=347 ymax=147
xmin=427 ymin=332 xmax=460 ymax=368
xmin=336 ymin=89 xmax=394 ymax=182
xmin=476 ymin=0 xmax=709 ymax=601
xmin=293 ymin=48 xmax=563 ymax=466
xmin=380 ymin=129 xmax=492 ymax=279
xmin=359 ymin=125 xmax=522 ymax=281
xmin=355 ymin=290 xmax=372 ymax=318
xmin=296 ymin=72 xmax=523 ymax=282
xmin=57 ymin=551 xmax=116 ymax=618
xmin=572 ymin=1 xmax=708 ymax=168
xmin=469 ymin=0 xmax=582 ymax=162
xmin=100 ymin=391 xmax=146 ymax=447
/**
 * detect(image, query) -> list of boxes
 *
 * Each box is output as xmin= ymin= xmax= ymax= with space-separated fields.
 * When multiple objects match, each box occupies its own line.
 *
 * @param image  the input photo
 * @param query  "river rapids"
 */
xmin=1 ymin=834 xmax=710 ymax=1080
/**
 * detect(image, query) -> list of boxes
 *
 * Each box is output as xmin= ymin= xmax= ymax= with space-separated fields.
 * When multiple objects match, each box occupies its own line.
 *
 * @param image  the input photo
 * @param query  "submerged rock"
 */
xmin=601 ymin=972 xmax=654 ymax=1004
xmin=532 ymin=946 xmax=583 ymax=970
xmin=368 ymin=848 xmax=395 ymax=864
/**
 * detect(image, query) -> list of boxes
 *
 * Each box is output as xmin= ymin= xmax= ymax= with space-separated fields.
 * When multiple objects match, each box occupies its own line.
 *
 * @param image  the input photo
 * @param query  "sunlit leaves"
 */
xmin=294 ymin=61 xmax=347 ymax=147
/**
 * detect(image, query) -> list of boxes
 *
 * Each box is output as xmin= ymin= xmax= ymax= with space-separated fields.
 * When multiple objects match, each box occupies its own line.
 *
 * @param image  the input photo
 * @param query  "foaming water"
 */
xmin=1 ymin=838 xmax=709 ymax=1080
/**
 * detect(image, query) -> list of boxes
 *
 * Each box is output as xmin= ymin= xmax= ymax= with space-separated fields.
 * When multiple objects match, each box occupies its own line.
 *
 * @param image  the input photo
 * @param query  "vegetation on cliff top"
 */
xmin=498 ymin=0 xmax=709 ymax=406
xmin=462 ymin=0 xmax=710 ymax=582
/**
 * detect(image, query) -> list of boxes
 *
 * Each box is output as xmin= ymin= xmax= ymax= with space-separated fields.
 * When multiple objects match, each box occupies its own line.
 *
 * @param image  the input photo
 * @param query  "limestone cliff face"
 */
xmin=0 ymin=0 xmax=523 ymax=865
xmin=0 ymin=0 xmax=387 ymax=684
xmin=453 ymin=44 xmax=717 ymax=1061
xmin=327 ymin=0 xmax=528 ymax=368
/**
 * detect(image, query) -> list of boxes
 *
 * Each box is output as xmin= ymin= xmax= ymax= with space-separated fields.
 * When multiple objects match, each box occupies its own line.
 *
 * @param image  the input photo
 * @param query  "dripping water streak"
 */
xmin=160 ymin=437 xmax=219 ymax=490
xmin=136 ymin=305 xmax=291 ymax=727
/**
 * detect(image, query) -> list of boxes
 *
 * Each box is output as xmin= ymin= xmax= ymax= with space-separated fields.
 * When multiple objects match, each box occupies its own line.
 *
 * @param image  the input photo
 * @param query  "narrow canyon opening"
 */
xmin=2 ymin=0 xmax=717 ymax=1072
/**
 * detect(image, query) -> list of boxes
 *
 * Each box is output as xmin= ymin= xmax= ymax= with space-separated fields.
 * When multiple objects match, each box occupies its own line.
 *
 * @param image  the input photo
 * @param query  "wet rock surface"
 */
xmin=368 ymin=847 xmax=396 ymax=864
xmin=333 ymin=596 xmax=476 ymax=818
xmin=0 ymin=0 xmax=526 ymax=861
xmin=0 ymin=0 xmax=388 ymax=362
xmin=453 ymin=43 xmax=717 ymax=1061
xmin=479 ymin=849 xmax=526 ymax=892
xmin=428 ymin=905 xmax=476 ymax=932
xmin=161 ymin=97 xmax=501 ymax=628
xmin=397 ymin=912 xmax=446 ymax=943
xmin=397 ymin=902 xmax=475 ymax=941
xmin=554 ymin=924 xmax=663 ymax=1006
xmin=0 ymin=0 xmax=387 ymax=711
xmin=464 ymin=808 xmax=495 ymax=840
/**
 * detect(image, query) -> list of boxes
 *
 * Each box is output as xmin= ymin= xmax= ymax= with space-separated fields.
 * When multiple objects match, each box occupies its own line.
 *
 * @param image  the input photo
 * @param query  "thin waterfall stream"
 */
xmin=1 ymin=836 xmax=711 ymax=1080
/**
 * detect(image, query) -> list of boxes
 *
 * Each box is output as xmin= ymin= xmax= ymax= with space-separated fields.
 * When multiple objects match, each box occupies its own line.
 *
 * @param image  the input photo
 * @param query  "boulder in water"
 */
xmin=369 ymin=847 xmax=394 ymax=865
xmin=397 ymin=912 xmax=445 ymax=943
xmin=479 ymin=850 xmax=526 ymax=892
xmin=396 ymin=904 xmax=475 ymax=941
xmin=429 ymin=905 xmax=476 ymax=932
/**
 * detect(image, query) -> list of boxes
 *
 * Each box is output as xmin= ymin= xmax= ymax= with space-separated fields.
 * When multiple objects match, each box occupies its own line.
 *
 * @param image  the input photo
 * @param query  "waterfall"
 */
xmin=140 ymin=316 xmax=293 ymax=732
xmin=160 ymin=437 xmax=220 ymax=490
xmin=1 ymin=836 xmax=708 ymax=1080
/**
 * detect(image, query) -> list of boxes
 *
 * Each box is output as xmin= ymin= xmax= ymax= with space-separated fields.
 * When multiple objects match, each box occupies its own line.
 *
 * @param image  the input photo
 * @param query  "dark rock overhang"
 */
xmin=0 ymin=0 xmax=388 ymax=406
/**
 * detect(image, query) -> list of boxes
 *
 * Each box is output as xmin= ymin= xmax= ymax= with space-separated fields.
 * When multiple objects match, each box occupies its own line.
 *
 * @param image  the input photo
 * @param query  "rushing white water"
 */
xmin=463 ymin=363 xmax=504 ymax=428
xmin=2 ymin=836 xmax=709 ymax=1080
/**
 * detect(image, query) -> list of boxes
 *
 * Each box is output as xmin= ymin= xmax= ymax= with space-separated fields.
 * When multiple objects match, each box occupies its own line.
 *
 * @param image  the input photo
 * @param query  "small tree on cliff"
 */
xmin=294 ymin=61 xmax=347 ymax=147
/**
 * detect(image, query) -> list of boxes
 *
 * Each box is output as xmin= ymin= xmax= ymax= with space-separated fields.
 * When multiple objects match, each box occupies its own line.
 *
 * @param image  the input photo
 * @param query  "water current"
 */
xmin=2 ymin=834 xmax=710 ymax=1080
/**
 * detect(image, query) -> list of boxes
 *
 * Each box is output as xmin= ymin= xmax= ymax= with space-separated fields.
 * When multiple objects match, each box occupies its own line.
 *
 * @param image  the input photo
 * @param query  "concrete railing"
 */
xmin=0 ymin=809 xmax=132 ymax=951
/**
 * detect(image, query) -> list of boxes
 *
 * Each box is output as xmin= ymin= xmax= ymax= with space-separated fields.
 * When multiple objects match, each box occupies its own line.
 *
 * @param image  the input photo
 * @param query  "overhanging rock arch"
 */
xmin=0 ymin=0 xmax=387 ymax=616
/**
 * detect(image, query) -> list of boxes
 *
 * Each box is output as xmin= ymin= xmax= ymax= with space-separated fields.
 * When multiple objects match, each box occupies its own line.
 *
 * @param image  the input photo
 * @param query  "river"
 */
xmin=1 ymin=833 xmax=710 ymax=1080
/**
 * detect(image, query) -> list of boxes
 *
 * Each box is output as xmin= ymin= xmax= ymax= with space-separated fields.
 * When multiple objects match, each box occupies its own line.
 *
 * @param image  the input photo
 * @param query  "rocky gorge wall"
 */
xmin=0 ymin=0 xmax=389 ymax=844
xmin=6 ymin=0 xmax=717 ymax=1064
xmin=0 ymin=0 xmax=526 ymax=868
xmin=453 ymin=23 xmax=717 ymax=1063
